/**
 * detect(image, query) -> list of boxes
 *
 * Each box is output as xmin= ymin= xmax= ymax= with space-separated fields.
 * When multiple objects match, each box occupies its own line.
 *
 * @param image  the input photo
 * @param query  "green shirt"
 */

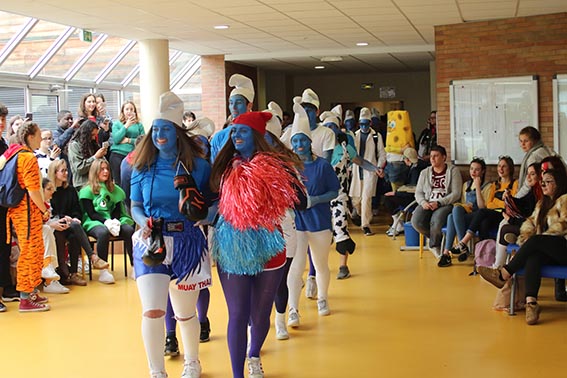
xmin=78 ymin=182 xmax=134 ymax=232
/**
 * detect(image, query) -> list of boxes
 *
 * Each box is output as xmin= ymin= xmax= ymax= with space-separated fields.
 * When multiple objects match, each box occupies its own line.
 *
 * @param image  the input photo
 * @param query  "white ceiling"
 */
xmin=2 ymin=0 xmax=566 ymax=73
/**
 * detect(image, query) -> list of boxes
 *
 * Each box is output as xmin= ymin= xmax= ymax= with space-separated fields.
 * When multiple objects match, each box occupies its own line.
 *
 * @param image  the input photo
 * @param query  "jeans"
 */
xmin=87 ymin=224 xmax=134 ymax=264
xmin=411 ymin=204 xmax=453 ymax=249
xmin=444 ymin=205 xmax=475 ymax=250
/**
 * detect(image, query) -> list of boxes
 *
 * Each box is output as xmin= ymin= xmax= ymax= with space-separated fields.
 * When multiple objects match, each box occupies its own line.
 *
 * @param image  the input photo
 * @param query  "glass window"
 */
xmin=30 ymin=94 xmax=59 ymax=131
xmin=0 ymin=86 xmax=26 ymax=122
xmin=0 ymin=11 xmax=30 ymax=52
xmin=74 ymin=36 xmax=130 ymax=82
xmin=170 ymin=52 xmax=197 ymax=81
xmin=0 ymin=20 xmax=67 ymax=74
xmin=39 ymin=29 xmax=103 ymax=78
xmin=102 ymin=43 xmax=139 ymax=84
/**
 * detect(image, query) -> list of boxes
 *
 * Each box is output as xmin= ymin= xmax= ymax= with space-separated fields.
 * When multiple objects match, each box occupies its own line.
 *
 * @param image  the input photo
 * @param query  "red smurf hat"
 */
xmin=233 ymin=111 xmax=273 ymax=135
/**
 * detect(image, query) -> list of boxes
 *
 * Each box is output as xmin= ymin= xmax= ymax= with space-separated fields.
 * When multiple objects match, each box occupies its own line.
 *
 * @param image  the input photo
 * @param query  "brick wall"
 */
xmin=435 ymin=12 xmax=567 ymax=167
xmin=201 ymin=55 xmax=227 ymax=132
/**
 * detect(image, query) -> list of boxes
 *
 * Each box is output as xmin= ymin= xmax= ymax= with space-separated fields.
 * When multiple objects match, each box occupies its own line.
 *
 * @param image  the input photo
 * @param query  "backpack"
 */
xmin=0 ymin=148 xmax=29 ymax=208
xmin=474 ymin=239 xmax=496 ymax=268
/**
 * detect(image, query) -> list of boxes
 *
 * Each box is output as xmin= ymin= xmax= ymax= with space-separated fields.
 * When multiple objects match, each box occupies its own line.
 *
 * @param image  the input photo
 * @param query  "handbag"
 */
xmin=174 ymin=161 xmax=208 ymax=222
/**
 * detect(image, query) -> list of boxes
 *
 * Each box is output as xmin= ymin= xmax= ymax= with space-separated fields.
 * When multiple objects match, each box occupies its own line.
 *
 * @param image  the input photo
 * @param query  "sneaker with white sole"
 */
xmin=19 ymin=298 xmax=50 ymax=312
xmin=275 ymin=312 xmax=289 ymax=340
xmin=181 ymin=359 xmax=201 ymax=378
xmin=41 ymin=265 xmax=60 ymax=281
xmin=150 ymin=371 xmax=168 ymax=378
xmin=428 ymin=246 xmax=442 ymax=259
xmin=317 ymin=299 xmax=330 ymax=316
xmin=43 ymin=280 xmax=70 ymax=294
xmin=0 ymin=301 xmax=6 ymax=312
xmin=247 ymin=357 xmax=264 ymax=378
xmin=337 ymin=265 xmax=350 ymax=280
xmin=288 ymin=308 xmax=300 ymax=328
xmin=99 ymin=269 xmax=115 ymax=284
xmin=305 ymin=276 xmax=317 ymax=299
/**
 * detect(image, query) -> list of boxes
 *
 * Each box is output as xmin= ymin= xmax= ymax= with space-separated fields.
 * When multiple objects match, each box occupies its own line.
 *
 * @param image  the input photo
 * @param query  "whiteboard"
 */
xmin=450 ymin=76 xmax=538 ymax=165
xmin=553 ymin=74 xmax=567 ymax=156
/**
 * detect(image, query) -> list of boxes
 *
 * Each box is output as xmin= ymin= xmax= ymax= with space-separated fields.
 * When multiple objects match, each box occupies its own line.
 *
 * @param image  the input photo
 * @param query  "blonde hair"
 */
xmin=48 ymin=159 xmax=69 ymax=189
xmin=87 ymin=158 xmax=115 ymax=194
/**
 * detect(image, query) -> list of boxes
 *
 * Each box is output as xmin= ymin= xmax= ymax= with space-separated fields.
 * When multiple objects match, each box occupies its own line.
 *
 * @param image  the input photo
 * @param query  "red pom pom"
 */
xmin=219 ymin=153 xmax=302 ymax=231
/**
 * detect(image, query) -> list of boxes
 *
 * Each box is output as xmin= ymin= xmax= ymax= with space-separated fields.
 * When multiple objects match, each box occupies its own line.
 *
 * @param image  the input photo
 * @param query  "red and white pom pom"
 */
xmin=219 ymin=153 xmax=301 ymax=231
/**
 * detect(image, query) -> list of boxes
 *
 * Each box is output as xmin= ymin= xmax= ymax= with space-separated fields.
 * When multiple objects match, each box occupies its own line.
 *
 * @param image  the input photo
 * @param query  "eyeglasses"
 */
xmin=541 ymin=179 xmax=555 ymax=187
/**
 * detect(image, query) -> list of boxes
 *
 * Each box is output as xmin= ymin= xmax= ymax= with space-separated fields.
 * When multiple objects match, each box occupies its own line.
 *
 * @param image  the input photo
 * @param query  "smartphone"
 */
xmin=102 ymin=141 xmax=110 ymax=149
xmin=25 ymin=112 xmax=33 ymax=121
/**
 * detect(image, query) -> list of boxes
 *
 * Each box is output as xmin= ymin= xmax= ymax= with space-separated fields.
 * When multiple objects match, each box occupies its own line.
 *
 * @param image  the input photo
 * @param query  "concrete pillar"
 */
xmin=139 ymin=39 xmax=170 ymax=130
xmin=201 ymin=55 xmax=226 ymax=132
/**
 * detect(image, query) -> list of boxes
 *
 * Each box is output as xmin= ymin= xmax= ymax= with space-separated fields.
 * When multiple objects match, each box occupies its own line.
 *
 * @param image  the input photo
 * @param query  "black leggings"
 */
xmin=467 ymin=208 xmax=503 ymax=240
xmin=505 ymin=235 xmax=567 ymax=298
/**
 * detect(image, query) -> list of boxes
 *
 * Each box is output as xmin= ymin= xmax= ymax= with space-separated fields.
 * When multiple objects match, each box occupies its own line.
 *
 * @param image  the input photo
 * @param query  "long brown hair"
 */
xmin=78 ymin=93 xmax=98 ymax=118
xmin=133 ymin=123 xmax=204 ymax=172
xmin=210 ymin=128 xmax=301 ymax=192
xmin=87 ymin=158 xmax=115 ymax=195
xmin=536 ymin=169 xmax=567 ymax=232
xmin=119 ymin=101 xmax=139 ymax=124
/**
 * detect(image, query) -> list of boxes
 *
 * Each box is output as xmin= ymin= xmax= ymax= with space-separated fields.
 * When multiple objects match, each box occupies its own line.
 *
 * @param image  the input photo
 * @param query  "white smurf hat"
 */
xmin=300 ymin=88 xmax=319 ymax=110
xmin=229 ymin=74 xmax=254 ymax=103
xmin=264 ymin=103 xmax=283 ymax=138
xmin=359 ymin=107 xmax=372 ymax=121
xmin=267 ymin=101 xmax=283 ymax=121
xmin=331 ymin=104 xmax=343 ymax=122
xmin=186 ymin=117 xmax=215 ymax=138
xmin=155 ymin=91 xmax=184 ymax=127
xmin=319 ymin=111 xmax=340 ymax=127
xmin=290 ymin=101 xmax=312 ymax=141
xmin=345 ymin=109 xmax=355 ymax=121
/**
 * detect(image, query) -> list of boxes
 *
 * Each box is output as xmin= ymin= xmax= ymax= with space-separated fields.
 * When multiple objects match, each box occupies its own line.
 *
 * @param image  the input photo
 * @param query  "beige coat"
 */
xmin=518 ymin=193 xmax=567 ymax=245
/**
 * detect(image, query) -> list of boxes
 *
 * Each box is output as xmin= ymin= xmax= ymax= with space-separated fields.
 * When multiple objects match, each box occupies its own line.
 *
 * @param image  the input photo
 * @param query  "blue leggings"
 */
xmin=444 ymin=206 xmax=475 ymax=250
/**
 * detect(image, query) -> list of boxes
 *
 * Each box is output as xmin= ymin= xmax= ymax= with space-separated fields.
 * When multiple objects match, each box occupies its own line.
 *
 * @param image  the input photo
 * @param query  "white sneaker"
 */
xmin=181 ymin=359 xmax=201 ymax=378
xmin=275 ymin=312 xmax=289 ymax=340
xmin=247 ymin=357 xmax=264 ymax=378
xmin=43 ymin=280 xmax=70 ymax=294
xmin=305 ymin=276 xmax=317 ymax=299
xmin=41 ymin=266 xmax=60 ymax=281
xmin=317 ymin=299 xmax=330 ymax=316
xmin=288 ymin=308 xmax=300 ymax=328
xmin=99 ymin=269 xmax=115 ymax=284
xmin=150 ymin=371 xmax=168 ymax=378
xmin=428 ymin=246 xmax=442 ymax=259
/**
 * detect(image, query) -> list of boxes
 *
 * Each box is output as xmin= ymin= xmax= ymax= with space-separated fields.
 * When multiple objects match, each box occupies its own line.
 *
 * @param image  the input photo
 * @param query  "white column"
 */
xmin=139 ymin=39 xmax=170 ymax=131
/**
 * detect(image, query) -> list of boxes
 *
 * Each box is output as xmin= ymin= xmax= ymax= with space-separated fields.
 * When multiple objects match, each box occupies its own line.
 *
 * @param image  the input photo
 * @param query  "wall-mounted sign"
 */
xmin=379 ymin=87 xmax=396 ymax=98
xmin=361 ymin=83 xmax=374 ymax=90
xmin=80 ymin=30 xmax=93 ymax=43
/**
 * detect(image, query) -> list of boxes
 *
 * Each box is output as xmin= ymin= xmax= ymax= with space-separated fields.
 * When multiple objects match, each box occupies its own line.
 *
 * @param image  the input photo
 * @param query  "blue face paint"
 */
xmin=324 ymin=122 xmax=340 ymax=135
xmin=152 ymin=119 xmax=178 ymax=157
xmin=359 ymin=120 xmax=371 ymax=133
xmin=231 ymin=124 xmax=255 ymax=158
xmin=302 ymin=104 xmax=318 ymax=131
xmin=291 ymin=133 xmax=312 ymax=160
xmin=228 ymin=95 xmax=249 ymax=118
xmin=264 ymin=132 xmax=275 ymax=146
xmin=344 ymin=118 xmax=355 ymax=131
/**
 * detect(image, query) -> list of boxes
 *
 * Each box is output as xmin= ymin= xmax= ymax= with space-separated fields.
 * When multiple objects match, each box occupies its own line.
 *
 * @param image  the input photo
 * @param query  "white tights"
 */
xmin=137 ymin=273 xmax=200 ymax=375
xmin=288 ymin=230 xmax=332 ymax=310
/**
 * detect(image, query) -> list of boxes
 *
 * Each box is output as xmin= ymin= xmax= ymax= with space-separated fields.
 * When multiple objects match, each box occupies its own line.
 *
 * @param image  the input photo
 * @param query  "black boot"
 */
xmin=200 ymin=317 xmax=211 ymax=342
xmin=555 ymin=279 xmax=567 ymax=302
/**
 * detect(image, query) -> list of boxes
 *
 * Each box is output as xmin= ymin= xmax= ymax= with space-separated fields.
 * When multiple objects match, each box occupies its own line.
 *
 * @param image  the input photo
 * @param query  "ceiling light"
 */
xmin=320 ymin=56 xmax=342 ymax=62
xmin=214 ymin=25 xmax=229 ymax=30
xmin=356 ymin=42 xmax=368 ymax=46
xmin=314 ymin=65 xmax=325 ymax=70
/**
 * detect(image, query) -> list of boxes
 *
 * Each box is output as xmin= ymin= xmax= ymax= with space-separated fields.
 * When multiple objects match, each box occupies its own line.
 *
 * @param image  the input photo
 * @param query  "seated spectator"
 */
xmin=68 ymin=120 xmax=108 ymax=190
xmin=109 ymin=101 xmax=144 ymax=187
xmin=35 ymin=129 xmax=61 ymax=177
xmin=479 ymin=169 xmax=567 ymax=325
xmin=40 ymin=178 xmax=70 ymax=294
xmin=516 ymin=126 xmax=555 ymax=198
xmin=440 ymin=156 xmax=517 ymax=267
xmin=79 ymin=159 xmax=134 ymax=284
xmin=411 ymin=145 xmax=462 ymax=258
xmin=437 ymin=157 xmax=492 ymax=267
xmin=48 ymin=159 xmax=109 ymax=286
